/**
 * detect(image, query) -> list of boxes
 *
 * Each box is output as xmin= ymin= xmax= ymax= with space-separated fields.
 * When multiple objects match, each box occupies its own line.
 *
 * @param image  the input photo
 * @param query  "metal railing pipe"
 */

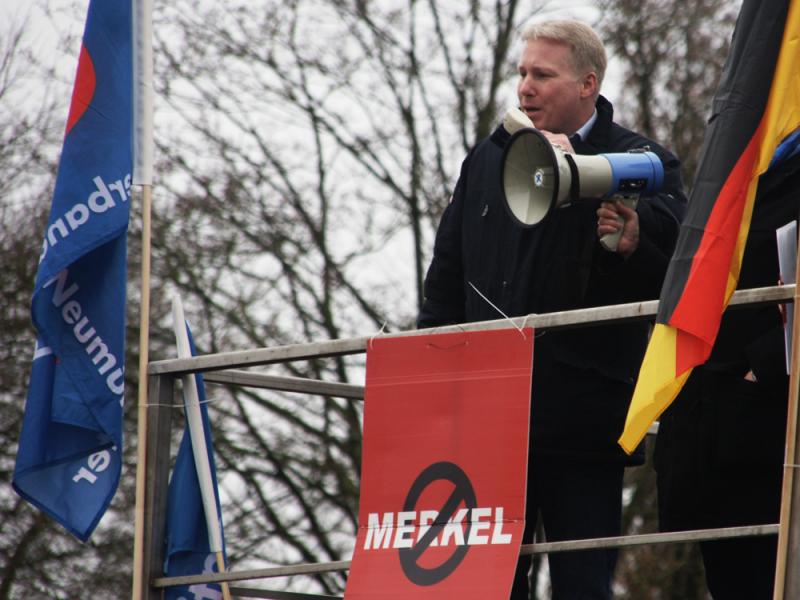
xmin=149 ymin=284 xmax=794 ymax=376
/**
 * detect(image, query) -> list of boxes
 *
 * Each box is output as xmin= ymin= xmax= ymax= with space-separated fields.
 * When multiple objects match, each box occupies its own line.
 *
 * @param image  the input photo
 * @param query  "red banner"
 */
xmin=345 ymin=328 xmax=533 ymax=599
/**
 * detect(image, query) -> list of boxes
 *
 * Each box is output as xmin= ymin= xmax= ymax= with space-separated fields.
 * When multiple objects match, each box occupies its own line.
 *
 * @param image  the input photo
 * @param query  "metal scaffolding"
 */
xmin=137 ymin=284 xmax=799 ymax=599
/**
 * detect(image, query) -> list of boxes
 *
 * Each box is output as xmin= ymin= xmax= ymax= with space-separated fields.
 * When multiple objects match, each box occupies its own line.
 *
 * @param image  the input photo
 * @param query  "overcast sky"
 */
xmin=2 ymin=0 xmax=619 ymax=104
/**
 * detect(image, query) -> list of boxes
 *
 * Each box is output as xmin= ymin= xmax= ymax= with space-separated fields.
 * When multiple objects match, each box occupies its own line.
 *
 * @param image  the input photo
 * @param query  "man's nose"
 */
xmin=519 ymin=75 xmax=536 ymax=96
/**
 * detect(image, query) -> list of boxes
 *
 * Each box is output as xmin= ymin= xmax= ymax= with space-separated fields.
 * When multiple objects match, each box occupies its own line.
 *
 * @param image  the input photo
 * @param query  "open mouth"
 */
xmin=522 ymin=107 xmax=541 ymax=120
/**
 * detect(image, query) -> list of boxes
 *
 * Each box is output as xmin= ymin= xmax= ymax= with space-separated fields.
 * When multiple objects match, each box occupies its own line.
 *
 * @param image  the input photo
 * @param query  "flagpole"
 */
xmin=172 ymin=297 xmax=232 ymax=600
xmin=132 ymin=184 xmax=152 ymax=600
xmin=131 ymin=0 xmax=154 ymax=597
xmin=774 ymin=224 xmax=800 ymax=599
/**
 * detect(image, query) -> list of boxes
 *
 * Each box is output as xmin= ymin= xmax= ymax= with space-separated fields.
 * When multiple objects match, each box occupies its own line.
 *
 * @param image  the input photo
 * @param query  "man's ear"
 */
xmin=580 ymin=72 xmax=598 ymax=99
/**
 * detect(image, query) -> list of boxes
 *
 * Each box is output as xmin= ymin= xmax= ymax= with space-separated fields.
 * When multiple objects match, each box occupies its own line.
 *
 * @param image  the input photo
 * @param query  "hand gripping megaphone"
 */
xmin=500 ymin=108 xmax=664 ymax=251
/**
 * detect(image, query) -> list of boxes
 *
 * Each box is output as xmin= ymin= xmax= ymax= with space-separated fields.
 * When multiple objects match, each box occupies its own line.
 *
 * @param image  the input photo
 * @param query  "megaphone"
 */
xmin=500 ymin=108 xmax=664 ymax=250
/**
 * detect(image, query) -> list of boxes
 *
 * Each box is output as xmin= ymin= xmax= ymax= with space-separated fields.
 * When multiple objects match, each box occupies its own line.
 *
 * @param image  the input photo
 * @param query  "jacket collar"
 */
xmin=577 ymin=95 xmax=614 ymax=153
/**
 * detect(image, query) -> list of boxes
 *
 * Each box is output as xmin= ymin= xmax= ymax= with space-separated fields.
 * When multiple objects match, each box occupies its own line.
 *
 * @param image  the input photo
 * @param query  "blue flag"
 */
xmin=770 ymin=128 xmax=800 ymax=170
xmin=13 ymin=0 xmax=132 ymax=542
xmin=164 ymin=326 xmax=227 ymax=600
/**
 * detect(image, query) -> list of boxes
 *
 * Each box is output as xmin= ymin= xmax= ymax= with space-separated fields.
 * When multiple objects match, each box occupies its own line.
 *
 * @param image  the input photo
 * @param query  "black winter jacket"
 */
xmin=418 ymin=96 xmax=687 ymax=463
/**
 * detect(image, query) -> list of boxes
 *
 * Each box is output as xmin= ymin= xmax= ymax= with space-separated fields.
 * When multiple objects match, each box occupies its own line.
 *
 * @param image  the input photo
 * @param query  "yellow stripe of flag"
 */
xmin=619 ymin=1 xmax=800 ymax=454
xmin=618 ymin=324 xmax=691 ymax=453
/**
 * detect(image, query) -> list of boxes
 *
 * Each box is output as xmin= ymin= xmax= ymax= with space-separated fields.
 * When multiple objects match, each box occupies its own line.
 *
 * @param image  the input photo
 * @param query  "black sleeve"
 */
xmin=417 ymin=156 xmax=470 ymax=328
xmin=638 ymin=146 xmax=687 ymax=254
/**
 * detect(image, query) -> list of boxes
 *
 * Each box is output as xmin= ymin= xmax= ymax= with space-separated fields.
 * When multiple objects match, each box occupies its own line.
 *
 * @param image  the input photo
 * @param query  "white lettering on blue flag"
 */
xmin=72 ymin=447 xmax=116 ymax=485
xmin=183 ymin=555 xmax=223 ymax=600
xmin=40 ymin=174 xmax=132 ymax=263
xmin=12 ymin=0 xmax=132 ymax=542
xmin=42 ymin=268 xmax=125 ymax=400
xmin=33 ymin=339 xmax=52 ymax=361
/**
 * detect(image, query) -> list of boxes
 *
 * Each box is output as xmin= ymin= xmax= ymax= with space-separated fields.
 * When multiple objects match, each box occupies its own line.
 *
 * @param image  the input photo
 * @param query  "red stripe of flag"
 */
xmin=670 ymin=121 xmax=764 ymax=374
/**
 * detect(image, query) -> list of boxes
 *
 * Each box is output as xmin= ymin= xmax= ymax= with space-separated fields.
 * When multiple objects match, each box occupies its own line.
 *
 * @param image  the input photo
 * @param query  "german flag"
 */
xmin=619 ymin=0 xmax=800 ymax=453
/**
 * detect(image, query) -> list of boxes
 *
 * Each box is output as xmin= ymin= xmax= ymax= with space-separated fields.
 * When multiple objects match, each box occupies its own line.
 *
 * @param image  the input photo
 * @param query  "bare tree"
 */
xmin=146 ymin=1 xmax=540 ymax=593
xmin=596 ymin=0 xmax=741 ymax=184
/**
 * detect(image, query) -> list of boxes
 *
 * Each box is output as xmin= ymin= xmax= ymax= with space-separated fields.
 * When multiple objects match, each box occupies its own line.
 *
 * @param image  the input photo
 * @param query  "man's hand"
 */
xmin=597 ymin=200 xmax=639 ymax=258
xmin=539 ymin=130 xmax=575 ymax=154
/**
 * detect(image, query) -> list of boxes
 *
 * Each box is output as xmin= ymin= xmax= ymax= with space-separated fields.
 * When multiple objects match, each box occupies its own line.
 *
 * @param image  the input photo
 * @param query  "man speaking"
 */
xmin=418 ymin=19 xmax=686 ymax=599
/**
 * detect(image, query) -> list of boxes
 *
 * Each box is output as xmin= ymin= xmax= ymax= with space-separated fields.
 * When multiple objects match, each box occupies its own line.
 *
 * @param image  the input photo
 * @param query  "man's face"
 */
xmin=516 ymin=38 xmax=595 ymax=134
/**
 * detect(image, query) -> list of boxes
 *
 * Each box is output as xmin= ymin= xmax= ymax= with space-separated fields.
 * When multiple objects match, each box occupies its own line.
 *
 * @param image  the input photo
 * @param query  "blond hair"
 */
xmin=521 ymin=20 xmax=607 ymax=90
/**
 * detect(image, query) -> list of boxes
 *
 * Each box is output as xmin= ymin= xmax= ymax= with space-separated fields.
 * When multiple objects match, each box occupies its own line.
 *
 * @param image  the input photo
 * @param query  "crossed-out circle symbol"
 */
xmin=398 ymin=461 xmax=477 ymax=586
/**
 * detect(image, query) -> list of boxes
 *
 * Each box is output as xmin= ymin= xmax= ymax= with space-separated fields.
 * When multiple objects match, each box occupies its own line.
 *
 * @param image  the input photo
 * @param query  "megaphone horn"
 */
xmin=500 ymin=126 xmax=664 ymax=250
xmin=501 ymin=127 xmax=577 ymax=227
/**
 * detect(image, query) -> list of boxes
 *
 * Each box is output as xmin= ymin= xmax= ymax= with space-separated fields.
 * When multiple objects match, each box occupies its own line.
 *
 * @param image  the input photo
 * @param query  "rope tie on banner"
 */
xmin=519 ymin=312 xmax=543 ymax=337
xmin=368 ymin=322 xmax=389 ymax=350
xmin=468 ymin=281 xmax=530 ymax=339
